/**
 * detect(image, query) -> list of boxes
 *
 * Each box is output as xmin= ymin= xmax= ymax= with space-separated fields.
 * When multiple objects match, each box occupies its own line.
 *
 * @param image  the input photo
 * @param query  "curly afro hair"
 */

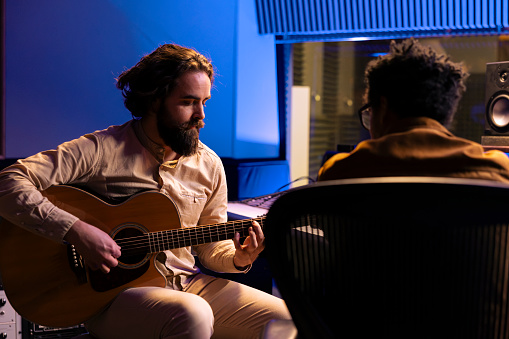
xmin=364 ymin=38 xmax=469 ymax=126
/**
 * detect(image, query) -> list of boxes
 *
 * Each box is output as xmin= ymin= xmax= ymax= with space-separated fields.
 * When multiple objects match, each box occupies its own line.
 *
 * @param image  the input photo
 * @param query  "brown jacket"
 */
xmin=318 ymin=117 xmax=509 ymax=183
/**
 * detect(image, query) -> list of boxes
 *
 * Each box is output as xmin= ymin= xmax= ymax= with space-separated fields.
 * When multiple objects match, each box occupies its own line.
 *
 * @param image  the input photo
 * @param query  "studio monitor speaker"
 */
xmin=484 ymin=61 xmax=509 ymax=135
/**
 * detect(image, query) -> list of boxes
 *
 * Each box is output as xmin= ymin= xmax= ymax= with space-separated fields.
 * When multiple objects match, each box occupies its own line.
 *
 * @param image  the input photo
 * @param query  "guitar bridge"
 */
xmin=67 ymin=244 xmax=87 ymax=284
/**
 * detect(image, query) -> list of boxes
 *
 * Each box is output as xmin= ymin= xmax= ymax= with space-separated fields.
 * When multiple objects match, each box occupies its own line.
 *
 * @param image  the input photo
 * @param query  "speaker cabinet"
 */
xmin=484 ymin=61 xmax=509 ymax=135
xmin=482 ymin=61 xmax=509 ymax=150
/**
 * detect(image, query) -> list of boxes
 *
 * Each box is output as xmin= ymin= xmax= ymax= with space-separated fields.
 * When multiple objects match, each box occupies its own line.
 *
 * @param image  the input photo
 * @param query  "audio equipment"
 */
xmin=0 ymin=290 xmax=21 ymax=339
xmin=21 ymin=320 xmax=86 ymax=339
xmin=482 ymin=61 xmax=509 ymax=151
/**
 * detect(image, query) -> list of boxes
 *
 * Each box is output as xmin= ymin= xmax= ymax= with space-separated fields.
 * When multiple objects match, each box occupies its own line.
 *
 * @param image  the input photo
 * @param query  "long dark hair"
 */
xmin=116 ymin=44 xmax=214 ymax=118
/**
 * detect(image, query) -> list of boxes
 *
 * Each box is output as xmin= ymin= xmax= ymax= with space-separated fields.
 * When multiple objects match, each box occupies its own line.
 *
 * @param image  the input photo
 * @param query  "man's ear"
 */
xmin=378 ymin=96 xmax=398 ymax=122
xmin=378 ymin=96 xmax=389 ymax=119
xmin=148 ymin=97 xmax=163 ymax=115
xmin=370 ymin=96 xmax=397 ymax=139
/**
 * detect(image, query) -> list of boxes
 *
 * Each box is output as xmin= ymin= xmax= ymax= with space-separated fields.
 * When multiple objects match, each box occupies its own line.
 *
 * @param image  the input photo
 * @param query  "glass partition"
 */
xmin=291 ymin=35 xmax=509 ymax=179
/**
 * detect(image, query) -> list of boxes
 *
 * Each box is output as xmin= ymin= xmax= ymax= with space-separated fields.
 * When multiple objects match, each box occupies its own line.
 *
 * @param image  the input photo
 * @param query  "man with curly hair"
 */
xmin=0 ymin=43 xmax=291 ymax=338
xmin=318 ymin=38 xmax=509 ymax=182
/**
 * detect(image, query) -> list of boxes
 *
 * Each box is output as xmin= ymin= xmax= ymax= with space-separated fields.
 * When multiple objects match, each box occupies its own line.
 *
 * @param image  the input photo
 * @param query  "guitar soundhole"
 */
xmin=113 ymin=225 xmax=151 ymax=268
xmin=89 ymin=224 xmax=151 ymax=292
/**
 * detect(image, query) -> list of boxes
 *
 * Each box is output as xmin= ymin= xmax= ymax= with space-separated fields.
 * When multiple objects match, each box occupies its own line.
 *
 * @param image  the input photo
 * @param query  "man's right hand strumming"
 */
xmin=64 ymin=220 xmax=121 ymax=274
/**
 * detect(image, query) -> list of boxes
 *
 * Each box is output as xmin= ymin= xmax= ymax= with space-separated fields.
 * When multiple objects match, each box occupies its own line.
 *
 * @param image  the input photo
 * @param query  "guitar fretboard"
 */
xmin=117 ymin=217 xmax=265 ymax=256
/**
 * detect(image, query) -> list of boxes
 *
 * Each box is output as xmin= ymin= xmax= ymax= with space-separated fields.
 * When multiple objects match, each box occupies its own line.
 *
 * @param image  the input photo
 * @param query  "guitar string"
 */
xmin=114 ymin=217 xmax=265 ymax=253
xmin=114 ymin=217 xmax=265 ymax=248
xmin=115 ymin=223 xmax=265 ymax=251
xmin=115 ymin=225 xmax=250 ymax=248
xmin=116 ymin=222 xmax=261 ymax=254
xmin=113 ymin=217 xmax=265 ymax=246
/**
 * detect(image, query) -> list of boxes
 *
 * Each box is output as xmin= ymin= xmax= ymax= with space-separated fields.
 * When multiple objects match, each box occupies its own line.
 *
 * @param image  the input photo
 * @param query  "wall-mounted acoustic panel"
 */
xmin=256 ymin=0 xmax=509 ymax=43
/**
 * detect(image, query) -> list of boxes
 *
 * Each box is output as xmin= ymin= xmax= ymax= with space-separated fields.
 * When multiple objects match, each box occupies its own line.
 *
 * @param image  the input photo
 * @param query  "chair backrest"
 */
xmin=264 ymin=176 xmax=509 ymax=339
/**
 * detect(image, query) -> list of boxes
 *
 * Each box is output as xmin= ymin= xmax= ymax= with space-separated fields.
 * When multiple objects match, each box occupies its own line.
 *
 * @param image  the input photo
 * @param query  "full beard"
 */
xmin=156 ymin=111 xmax=204 ymax=157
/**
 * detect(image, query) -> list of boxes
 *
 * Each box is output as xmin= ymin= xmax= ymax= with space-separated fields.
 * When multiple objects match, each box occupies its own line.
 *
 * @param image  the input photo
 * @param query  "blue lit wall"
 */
xmin=5 ymin=0 xmax=280 ymax=159
xmin=235 ymin=1 xmax=280 ymax=158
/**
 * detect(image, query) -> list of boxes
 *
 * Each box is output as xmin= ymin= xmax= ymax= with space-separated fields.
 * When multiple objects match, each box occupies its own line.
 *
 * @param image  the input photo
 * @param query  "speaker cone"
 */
xmin=487 ymin=93 xmax=509 ymax=133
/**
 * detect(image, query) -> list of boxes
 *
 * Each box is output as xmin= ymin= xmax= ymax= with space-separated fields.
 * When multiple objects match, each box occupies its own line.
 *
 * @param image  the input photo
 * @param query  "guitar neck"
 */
xmin=117 ymin=216 xmax=265 ymax=255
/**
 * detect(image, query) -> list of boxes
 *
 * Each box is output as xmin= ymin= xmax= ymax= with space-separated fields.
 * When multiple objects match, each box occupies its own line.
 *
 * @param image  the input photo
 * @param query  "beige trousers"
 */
xmin=85 ymin=273 xmax=291 ymax=339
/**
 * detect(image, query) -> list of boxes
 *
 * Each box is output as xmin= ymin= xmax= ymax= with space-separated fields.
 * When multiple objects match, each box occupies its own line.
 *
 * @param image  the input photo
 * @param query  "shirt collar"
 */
xmin=383 ymin=117 xmax=454 ymax=137
xmin=132 ymin=119 xmax=166 ymax=163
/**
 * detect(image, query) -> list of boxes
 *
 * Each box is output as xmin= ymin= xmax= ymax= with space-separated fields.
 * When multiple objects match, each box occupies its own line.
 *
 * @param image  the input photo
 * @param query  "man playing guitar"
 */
xmin=0 ymin=43 xmax=291 ymax=339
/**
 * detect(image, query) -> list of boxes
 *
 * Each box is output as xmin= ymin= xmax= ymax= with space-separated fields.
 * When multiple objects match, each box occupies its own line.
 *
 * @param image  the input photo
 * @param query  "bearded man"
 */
xmin=0 ymin=43 xmax=291 ymax=339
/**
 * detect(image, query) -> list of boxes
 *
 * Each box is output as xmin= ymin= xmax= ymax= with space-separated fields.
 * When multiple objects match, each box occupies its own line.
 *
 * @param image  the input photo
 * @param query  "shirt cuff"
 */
xmin=234 ymin=262 xmax=252 ymax=273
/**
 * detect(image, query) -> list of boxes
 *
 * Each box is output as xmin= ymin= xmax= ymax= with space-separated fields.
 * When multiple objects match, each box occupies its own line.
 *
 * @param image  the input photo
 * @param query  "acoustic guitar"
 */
xmin=0 ymin=185 xmax=264 ymax=328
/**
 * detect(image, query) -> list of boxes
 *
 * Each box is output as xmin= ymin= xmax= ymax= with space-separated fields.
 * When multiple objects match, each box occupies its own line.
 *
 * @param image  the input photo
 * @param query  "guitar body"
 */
xmin=0 ymin=185 xmax=181 ymax=328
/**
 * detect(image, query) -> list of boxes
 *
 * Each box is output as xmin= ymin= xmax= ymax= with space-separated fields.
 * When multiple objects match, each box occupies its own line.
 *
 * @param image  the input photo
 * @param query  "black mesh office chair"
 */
xmin=264 ymin=177 xmax=509 ymax=339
